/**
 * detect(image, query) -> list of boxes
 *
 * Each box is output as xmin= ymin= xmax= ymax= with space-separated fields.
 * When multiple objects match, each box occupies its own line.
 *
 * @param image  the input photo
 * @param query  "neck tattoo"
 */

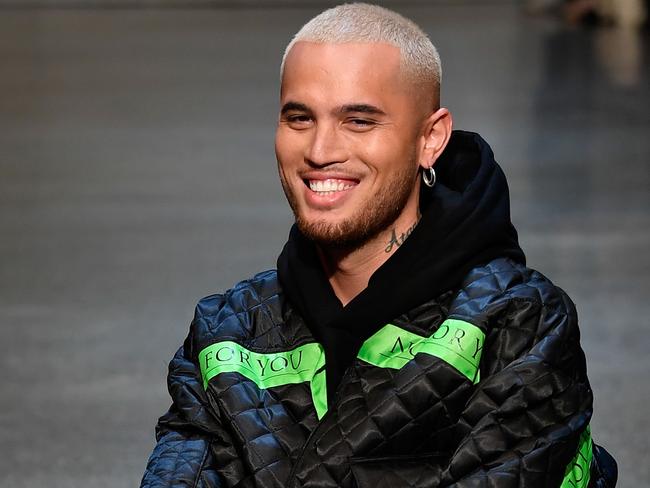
xmin=384 ymin=220 xmax=418 ymax=253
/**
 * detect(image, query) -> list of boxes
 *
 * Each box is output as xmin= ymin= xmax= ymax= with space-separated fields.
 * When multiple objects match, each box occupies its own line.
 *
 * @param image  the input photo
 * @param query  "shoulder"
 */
xmin=449 ymin=257 xmax=577 ymax=332
xmin=449 ymin=258 xmax=583 ymax=373
xmin=189 ymin=270 xmax=286 ymax=348
xmin=194 ymin=269 xmax=281 ymax=319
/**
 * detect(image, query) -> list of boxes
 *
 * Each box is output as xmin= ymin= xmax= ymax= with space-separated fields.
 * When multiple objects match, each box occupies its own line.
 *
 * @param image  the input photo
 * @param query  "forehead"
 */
xmin=280 ymin=41 xmax=409 ymax=105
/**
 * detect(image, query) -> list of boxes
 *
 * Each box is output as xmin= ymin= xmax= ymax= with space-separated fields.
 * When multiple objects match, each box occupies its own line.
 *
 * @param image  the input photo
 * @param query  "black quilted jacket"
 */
xmin=141 ymin=132 xmax=616 ymax=487
xmin=141 ymin=262 xmax=615 ymax=488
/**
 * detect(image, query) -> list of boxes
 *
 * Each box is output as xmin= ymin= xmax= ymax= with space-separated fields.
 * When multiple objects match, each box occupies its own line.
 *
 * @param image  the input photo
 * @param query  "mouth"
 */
xmin=304 ymin=178 xmax=358 ymax=196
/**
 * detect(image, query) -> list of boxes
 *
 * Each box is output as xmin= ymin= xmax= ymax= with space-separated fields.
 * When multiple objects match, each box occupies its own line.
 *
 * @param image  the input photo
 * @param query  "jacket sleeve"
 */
xmin=440 ymin=287 xmax=596 ymax=488
xmin=141 ymin=307 xmax=244 ymax=488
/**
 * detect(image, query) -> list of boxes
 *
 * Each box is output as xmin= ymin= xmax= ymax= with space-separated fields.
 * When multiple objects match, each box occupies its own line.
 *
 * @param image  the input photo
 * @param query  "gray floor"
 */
xmin=0 ymin=3 xmax=648 ymax=487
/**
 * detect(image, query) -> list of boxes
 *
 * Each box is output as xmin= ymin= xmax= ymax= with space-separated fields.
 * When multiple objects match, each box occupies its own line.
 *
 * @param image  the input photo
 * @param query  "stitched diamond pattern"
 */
xmin=141 ymin=259 xmax=615 ymax=488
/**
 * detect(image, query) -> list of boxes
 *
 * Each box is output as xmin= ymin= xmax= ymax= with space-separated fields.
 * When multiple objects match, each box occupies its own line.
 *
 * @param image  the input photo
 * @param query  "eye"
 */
xmin=285 ymin=114 xmax=313 ymax=128
xmin=346 ymin=118 xmax=376 ymax=131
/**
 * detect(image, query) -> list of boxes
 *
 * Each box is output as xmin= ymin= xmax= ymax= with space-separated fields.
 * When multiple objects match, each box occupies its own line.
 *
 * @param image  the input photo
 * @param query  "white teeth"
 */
xmin=308 ymin=179 xmax=354 ymax=194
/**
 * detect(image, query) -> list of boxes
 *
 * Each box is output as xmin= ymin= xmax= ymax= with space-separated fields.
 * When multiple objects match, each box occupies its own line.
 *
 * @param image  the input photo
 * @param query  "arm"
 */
xmin=441 ymin=288 xmax=599 ymax=487
xmin=141 ymin=309 xmax=244 ymax=487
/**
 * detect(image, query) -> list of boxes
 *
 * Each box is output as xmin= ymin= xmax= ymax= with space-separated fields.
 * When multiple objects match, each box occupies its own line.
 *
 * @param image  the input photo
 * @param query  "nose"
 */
xmin=305 ymin=122 xmax=347 ymax=167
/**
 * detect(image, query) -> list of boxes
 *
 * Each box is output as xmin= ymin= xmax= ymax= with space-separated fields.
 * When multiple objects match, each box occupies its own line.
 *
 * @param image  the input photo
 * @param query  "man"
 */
xmin=141 ymin=4 xmax=616 ymax=487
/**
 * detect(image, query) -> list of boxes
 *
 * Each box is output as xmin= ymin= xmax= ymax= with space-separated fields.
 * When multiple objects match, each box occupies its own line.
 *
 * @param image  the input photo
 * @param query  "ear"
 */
xmin=418 ymin=108 xmax=452 ymax=170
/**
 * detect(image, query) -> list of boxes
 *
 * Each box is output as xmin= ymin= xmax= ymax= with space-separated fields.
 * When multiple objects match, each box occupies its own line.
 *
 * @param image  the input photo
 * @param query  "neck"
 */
xmin=317 ymin=209 xmax=420 ymax=306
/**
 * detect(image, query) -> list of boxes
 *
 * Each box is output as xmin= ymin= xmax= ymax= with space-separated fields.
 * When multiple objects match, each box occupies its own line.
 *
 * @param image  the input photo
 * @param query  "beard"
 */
xmin=280 ymin=162 xmax=418 ymax=252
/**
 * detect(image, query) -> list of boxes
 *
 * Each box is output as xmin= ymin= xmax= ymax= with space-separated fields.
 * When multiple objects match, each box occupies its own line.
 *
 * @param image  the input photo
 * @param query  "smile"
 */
xmin=306 ymin=178 xmax=357 ymax=195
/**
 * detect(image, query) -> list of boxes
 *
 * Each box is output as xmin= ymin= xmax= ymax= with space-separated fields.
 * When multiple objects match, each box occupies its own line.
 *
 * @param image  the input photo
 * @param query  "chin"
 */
xmin=296 ymin=213 xmax=384 ymax=251
xmin=284 ymin=172 xmax=414 ymax=251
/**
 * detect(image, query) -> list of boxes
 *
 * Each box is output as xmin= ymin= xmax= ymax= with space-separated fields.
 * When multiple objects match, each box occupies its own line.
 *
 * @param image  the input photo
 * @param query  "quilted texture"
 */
xmin=141 ymin=259 xmax=616 ymax=488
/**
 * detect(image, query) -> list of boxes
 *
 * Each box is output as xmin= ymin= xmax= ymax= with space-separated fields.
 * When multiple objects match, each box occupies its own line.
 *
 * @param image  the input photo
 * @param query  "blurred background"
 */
xmin=0 ymin=1 xmax=648 ymax=486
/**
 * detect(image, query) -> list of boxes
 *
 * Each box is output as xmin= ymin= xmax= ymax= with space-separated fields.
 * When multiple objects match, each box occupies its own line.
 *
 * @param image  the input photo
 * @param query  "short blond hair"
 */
xmin=281 ymin=3 xmax=441 ymax=92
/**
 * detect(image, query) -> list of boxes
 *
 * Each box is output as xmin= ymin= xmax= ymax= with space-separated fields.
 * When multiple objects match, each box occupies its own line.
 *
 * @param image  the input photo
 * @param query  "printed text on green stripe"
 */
xmin=198 ymin=341 xmax=328 ymax=419
xmin=561 ymin=426 xmax=593 ymax=488
xmin=357 ymin=319 xmax=484 ymax=383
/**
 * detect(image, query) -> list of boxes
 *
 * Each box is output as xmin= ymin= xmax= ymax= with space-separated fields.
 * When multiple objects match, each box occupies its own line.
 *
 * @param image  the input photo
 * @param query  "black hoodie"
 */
xmin=277 ymin=130 xmax=525 ymax=400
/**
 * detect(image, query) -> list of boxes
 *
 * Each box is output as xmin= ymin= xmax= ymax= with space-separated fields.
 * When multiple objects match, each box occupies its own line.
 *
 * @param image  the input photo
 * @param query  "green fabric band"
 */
xmin=198 ymin=319 xmax=483 ymax=418
xmin=198 ymin=341 xmax=328 ymax=419
xmin=356 ymin=319 xmax=484 ymax=383
xmin=560 ymin=426 xmax=593 ymax=488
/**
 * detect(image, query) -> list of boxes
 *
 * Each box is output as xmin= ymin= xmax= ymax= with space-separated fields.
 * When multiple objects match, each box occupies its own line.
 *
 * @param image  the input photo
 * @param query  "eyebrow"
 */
xmin=280 ymin=102 xmax=310 ymax=115
xmin=338 ymin=104 xmax=386 ymax=116
xmin=280 ymin=101 xmax=387 ymax=117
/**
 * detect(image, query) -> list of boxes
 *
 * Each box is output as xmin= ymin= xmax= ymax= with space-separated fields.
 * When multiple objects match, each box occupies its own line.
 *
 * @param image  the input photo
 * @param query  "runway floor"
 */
xmin=0 ymin=2 xmax=648 ymax=486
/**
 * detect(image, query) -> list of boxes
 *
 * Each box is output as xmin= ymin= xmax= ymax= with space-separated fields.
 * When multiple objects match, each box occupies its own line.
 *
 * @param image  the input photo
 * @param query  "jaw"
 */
xmin=280 ymin=156 xmax=422 ymax=254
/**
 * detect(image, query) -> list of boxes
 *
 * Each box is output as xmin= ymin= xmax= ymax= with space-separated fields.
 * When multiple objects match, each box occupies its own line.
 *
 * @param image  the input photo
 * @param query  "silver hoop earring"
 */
xmin=422 ymin=166 xmax=436 ymax=188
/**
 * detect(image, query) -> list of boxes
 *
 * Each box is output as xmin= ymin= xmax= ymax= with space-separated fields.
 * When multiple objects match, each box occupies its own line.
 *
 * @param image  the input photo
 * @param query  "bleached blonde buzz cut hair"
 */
xmin=280 ymin=3 xmax=441 ymax=94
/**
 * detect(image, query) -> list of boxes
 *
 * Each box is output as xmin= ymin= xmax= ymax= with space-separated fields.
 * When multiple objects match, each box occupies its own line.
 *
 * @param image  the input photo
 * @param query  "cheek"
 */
xmin=275 ymin=138 xmax=293 ymax=187
xmin=358 ymin=134 xmax=418 ymax=173
xmin=275 ymin=130 xmax=297 ymax=169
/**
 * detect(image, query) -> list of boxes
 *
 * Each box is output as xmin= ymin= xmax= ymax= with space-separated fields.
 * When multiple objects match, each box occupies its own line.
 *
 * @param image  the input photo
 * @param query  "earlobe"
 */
xmin=420 ymin=108 xmax=453 ymax=169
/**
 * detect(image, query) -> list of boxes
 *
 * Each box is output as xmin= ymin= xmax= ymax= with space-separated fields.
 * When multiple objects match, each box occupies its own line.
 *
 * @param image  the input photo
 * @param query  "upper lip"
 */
xmin=299 ymin=171 xmax=362 ymax=183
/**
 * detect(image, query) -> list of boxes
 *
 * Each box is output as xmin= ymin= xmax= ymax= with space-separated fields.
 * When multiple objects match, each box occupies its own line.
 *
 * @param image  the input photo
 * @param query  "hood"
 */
xmin=277 ymin=130 xmax=525 ymax=400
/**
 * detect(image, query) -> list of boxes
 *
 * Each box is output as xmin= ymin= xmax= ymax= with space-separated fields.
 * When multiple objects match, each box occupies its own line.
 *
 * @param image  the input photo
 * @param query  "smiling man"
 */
xmin=276 ymin=39 xmax=448 ymax=306
xmin=141 ymin=4 xmax=616 ymax=488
